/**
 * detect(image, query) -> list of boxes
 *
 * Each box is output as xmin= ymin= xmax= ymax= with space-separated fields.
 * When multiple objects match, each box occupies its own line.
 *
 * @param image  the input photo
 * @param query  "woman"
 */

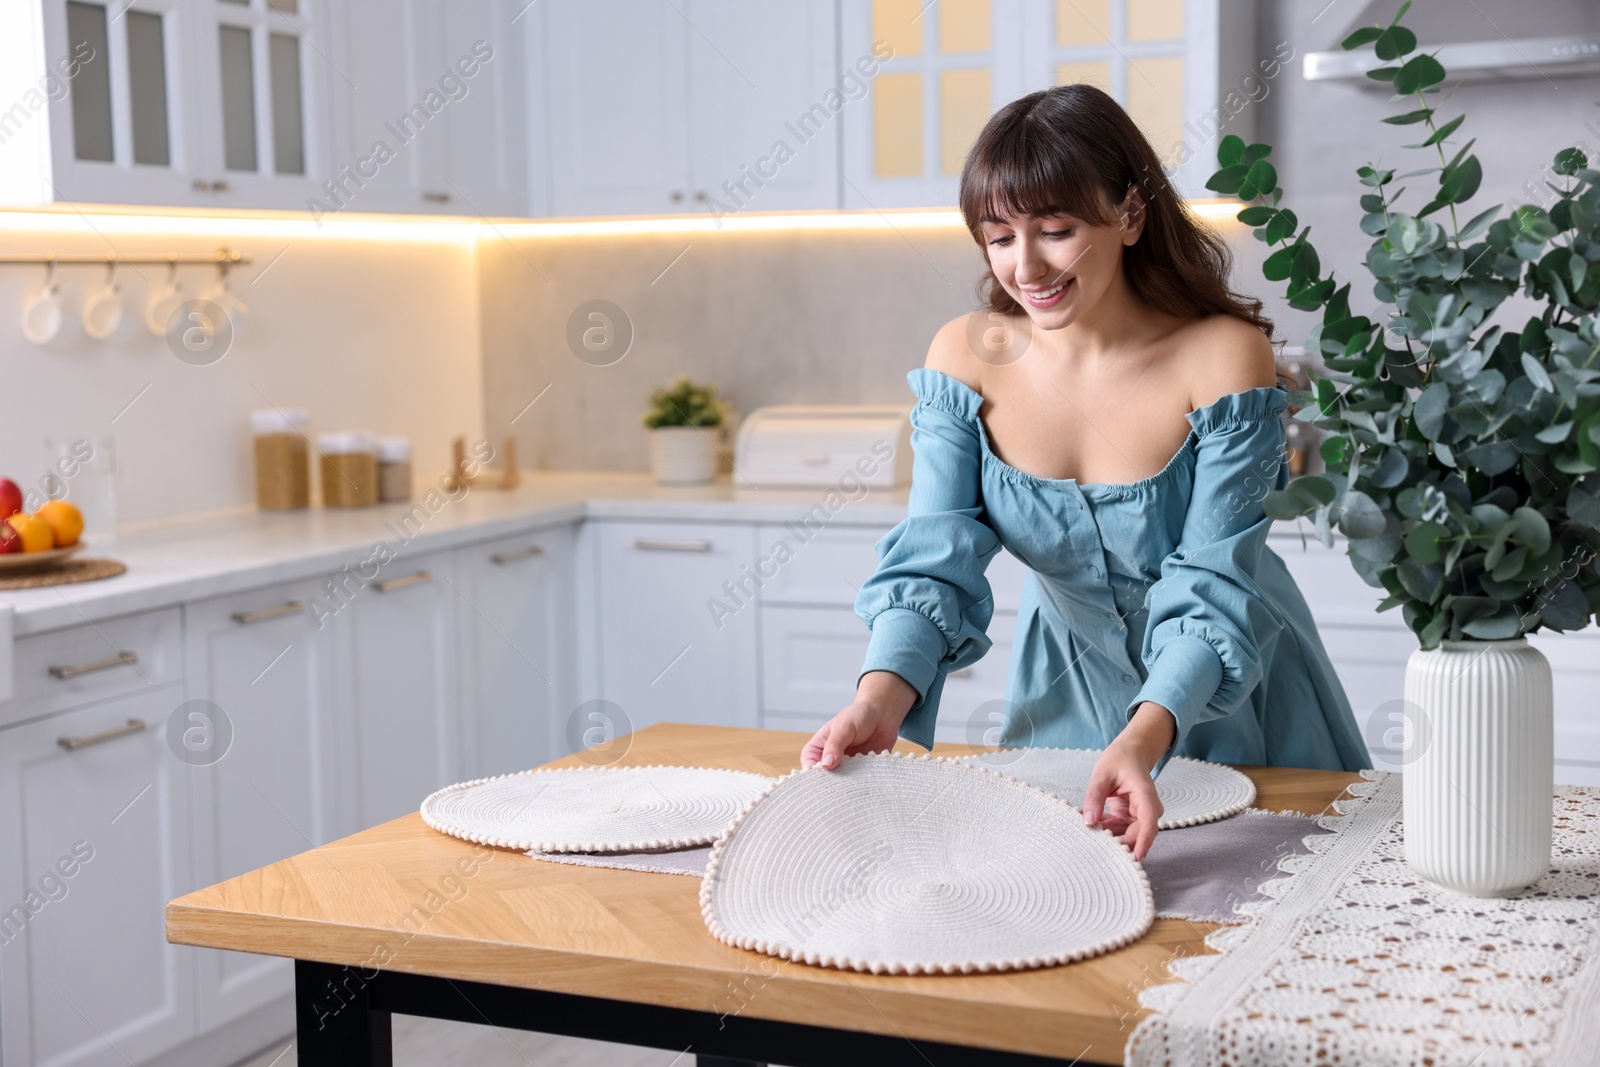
xmin=800 ymin=84 xmax=1372 ymax=862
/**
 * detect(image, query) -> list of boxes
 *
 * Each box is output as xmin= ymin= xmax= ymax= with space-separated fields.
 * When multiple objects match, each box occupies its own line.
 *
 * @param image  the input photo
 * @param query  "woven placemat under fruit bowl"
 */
xmin=0 ymin=557 xmax=125 ymax=589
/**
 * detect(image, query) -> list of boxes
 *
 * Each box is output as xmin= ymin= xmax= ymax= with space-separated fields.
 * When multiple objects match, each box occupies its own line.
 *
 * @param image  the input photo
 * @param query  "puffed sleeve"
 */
xmin=1128 ymin=386 xmax=1290 ymax=777
xmin=855 ymin=368 xmax=1002 ymax=750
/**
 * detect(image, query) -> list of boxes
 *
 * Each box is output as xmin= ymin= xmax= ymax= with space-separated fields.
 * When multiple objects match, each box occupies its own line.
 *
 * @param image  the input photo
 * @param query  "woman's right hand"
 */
xmin=800 ymin=670 xmax=918 ymax=770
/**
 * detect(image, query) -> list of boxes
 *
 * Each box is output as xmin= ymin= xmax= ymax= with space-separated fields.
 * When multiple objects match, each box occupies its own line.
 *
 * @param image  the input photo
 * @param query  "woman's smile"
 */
xmin=1020 ymin=278 xmax=1073 ymax=308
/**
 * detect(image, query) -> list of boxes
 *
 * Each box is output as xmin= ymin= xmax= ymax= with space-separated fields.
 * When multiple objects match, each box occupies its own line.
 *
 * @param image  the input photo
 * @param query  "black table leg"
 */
xmin=295 ymin=959 xmax=393 ymax=1066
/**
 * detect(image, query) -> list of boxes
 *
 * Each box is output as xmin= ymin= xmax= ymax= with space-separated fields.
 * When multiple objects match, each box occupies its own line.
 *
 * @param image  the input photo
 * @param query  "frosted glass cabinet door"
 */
xmin=39 ymin=0 xmax=212 ymax=206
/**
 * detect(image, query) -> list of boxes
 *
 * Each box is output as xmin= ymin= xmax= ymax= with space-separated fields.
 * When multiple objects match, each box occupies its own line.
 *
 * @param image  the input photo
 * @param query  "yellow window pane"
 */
xmin=1128 ymin=0 xmax=1184 ymax=41
xmin=1127 ymin=55 xmax=1184 ymax=166
xmin=873 ymin=0 xmax=923 ymax=58
xmin=940 ymin=67 xmax=990 ymax=175
xmin=1057 ymin=0 xmax=1110 ymax=46
xmin=875 ymin=72 xmax=924 ymax=178
xmin=940 ymin=0 xmax=990 ymax=53
xmin=1056 ymin=60 xmax=1112 ymax=90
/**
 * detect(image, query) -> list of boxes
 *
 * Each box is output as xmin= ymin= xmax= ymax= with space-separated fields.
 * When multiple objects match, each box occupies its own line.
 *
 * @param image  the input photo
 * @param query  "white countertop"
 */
xmin=1 ymin=471 xmax=916 ymax=636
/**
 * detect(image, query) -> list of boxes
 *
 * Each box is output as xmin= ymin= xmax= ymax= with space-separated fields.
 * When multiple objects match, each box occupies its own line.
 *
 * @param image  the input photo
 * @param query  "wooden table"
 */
xmin=166 ymin=724 xmax=1366 ymax=1067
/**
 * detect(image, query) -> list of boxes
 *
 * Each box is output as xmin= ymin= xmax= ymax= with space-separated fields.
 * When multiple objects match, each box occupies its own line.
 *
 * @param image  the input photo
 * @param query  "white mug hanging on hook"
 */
xmin=82 ymin=260 xmax=124 ymax=340
xmin=145 ymin=260 xmax=184 ymax=336
xmin=197 ymin=261 xmax=247 ymax=340
xmin=21 ymin=259 xmax=63 ymax=345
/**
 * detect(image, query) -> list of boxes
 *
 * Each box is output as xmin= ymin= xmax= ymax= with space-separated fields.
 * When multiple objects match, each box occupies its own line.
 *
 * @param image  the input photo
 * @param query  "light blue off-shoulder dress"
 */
xmin=856 ymin=367 xmax=1373 ymax=778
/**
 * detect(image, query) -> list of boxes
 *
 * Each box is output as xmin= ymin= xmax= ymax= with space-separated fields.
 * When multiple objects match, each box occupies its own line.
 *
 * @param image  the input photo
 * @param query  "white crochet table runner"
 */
xmin=1127 ymin=770 xmax=1600 ymax=1067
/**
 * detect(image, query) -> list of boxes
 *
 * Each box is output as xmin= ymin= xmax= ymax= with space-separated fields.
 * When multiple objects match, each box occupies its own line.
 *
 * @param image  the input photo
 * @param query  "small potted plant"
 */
xmin=1212 ymin=0 xmax=1598 ymax=895
xmin=642 ymin=375 xmax=729 ymax=485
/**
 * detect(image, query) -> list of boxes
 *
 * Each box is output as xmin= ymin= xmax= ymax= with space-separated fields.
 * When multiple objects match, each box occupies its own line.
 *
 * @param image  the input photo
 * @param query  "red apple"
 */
xmin=0 ymin=479 xmax=20 ymax=519
xmin=0 ymin=521 xmax=20 ymax=554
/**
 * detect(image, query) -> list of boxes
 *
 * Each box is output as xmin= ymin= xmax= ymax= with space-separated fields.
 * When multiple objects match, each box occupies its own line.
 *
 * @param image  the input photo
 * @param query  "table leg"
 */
xmin=295 ymin=959 xmax=394 ymax=1066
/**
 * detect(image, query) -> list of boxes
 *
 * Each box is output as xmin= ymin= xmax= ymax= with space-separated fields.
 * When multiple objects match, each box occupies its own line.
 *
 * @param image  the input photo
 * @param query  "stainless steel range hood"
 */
xmin=1303 ymin=0 xmax=1600 ymax=84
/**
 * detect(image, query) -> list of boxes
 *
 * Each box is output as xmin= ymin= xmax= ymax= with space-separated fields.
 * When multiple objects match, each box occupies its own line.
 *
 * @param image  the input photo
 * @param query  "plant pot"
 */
xmin=1402 ymin=638 xmax=1553 ymax=897
xmin=649 ymin=425 xmax=720 ymax=485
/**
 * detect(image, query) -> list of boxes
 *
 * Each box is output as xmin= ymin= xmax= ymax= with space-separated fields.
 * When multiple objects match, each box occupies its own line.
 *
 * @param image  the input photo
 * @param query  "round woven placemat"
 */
xmin=420 ymin=764 xmax=773 ymax=852
xmin=0 ymin=558 xmax=126 ymax=589
xmin=700 ymin=752 xmax=1154 ymax=975
xmin=950 ymin=747 xmax=1256 ymax=829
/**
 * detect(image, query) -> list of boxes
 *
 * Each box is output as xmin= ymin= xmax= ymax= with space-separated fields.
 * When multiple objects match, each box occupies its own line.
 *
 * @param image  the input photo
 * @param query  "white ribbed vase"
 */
xmin=649 ymin=426 xmax=719 ymax=485
xmin=1402 ymin=638 xmax=1553 ymax=897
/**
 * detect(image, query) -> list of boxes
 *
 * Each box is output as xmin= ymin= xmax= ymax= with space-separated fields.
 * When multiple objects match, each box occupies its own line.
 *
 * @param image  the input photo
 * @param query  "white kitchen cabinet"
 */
xmin=0 ymin=685 xmax=195 ymax=1067
xmin=593 ymin=520 xmax=760 ymax=731
xmin=1 ymin=0 xmax=337 ymax=210
xmin=454 ymin=527 xmax=574 ymax=779
xmin=760 ymin=603 xmax=1015 ymax=747
xmin=542 ymin=0 xmax=840 ymax=216
xmin=332 ymin=550 xmax=459 ymax=829
xmin=184 ymin=578 xmax=338 ymax=1033
xmin=326 ymin=0 xmax=528 ymax=218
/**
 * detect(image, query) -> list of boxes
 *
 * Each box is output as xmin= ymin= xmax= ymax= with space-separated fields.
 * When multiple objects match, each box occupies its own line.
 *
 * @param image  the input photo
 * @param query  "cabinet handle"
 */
xmin=58 ymin=718 xmax=148 ymax=751
xmin=191 ymin=178 xmax=210 ymax=191
xmin=232 ymin=601 xmax=306 ymax=625
xmin=670 ymin=190 xmax=684 ymax=203
xmin=375 ymin=570 xmax=433 ymax=592
xmin=694 ymin=190 xmax=707 ymax=202
xmin=422 ymin=191 xmax=451 ymax=203
xmin=491 ymin=545 xmax=545 ymax=565
xmin=210 ymin=179 xmax=229 ymax=192
xmin=48 ymin=650 xmax=139 ymax=680
xmin=632 ymin=537 xmax=711 ymax=552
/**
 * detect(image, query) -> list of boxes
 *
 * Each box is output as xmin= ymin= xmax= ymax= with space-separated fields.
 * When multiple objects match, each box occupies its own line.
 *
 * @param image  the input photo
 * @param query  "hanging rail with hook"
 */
xmin=0 ymin=247 xmax=251 ymax=267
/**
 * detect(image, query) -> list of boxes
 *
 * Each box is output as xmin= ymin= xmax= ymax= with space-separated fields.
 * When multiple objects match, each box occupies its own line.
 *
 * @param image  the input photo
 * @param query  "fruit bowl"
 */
xmin=0 ymin=543 xmax=86 ymax=572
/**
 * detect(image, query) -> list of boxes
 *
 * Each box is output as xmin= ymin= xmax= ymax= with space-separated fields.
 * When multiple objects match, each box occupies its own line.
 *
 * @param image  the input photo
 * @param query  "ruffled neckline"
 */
xmin=905 ymin=366 xmax=1288 ymax=497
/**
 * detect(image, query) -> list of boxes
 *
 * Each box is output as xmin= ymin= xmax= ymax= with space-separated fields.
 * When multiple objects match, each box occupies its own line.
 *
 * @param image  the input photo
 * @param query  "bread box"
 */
xmin=733 ymin=405 xmax=913 ymax=489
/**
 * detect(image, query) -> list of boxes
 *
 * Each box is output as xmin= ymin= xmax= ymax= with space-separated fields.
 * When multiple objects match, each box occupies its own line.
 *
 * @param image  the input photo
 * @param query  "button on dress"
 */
xmin=855 ymin=367 xmax=1373 ymax=778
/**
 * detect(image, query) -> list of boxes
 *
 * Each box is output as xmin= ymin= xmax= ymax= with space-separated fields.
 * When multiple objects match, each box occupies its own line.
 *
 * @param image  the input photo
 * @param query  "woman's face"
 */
xmin=977 ymin=187 xmax=1143 ymax=327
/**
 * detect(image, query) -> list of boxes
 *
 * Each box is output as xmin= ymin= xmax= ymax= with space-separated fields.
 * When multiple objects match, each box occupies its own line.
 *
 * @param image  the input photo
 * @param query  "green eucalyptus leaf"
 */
xmin=1536 ymin=420 xmax=1574 ymax=444
xmin=1264 ymin=487 xmax=1313 ymax=520
xmin=1422 ymin=114 xmax=1466 ymax=147
xmin=1370 ymin=446 xmax=1410 ymax=487
xmin=1413 ymin=381 xmax=1451 ymax=439
xmin=1538 ymin=580 xmax=1591 ymax=631
xmin=1511 ymin=506 xmax=1552 ymax=555
xmin=1404 ymin=520 xmax=1449 ymax=563
xmin=1340 ymin=490 xmax=1389 ymax=538
xmin=1491 ymin=546 xmax=1528 ymax=582
xmin=1397 ymin=557 xmax=1444 ymax=601
xmin=1342 ymin=25 xmax=1383 ymax=49
xmin=1461 ymin=611 xmax=1523 ymax=639
xmin=1393 ymin=52 xmax=1445 ymax=93
xmin=1374 ymin=24 xmax=1417 ymax=60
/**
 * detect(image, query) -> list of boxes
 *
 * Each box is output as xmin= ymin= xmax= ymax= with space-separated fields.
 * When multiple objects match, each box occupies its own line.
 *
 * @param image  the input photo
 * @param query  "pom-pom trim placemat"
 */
xmin=950 ymin=747 xmax=1256 ymax=828
xmin=700 ymin=752 xmax=1154 ymax=975
xmin=419 ymin=764 xmax=772 ymax=853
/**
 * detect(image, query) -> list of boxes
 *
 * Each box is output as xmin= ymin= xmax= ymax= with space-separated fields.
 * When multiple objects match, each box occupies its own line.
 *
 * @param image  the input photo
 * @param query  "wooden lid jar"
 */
xmin=316 ymin=431 xmax=378 ymax=507
xmin=376 ymin=437 xmax=412 ymax=502
xmin=250 ymin=408 xmax=310 ymax=510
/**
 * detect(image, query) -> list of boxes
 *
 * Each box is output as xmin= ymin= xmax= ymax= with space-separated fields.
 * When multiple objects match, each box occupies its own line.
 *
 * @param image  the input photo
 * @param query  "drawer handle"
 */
xmin=632 ymin=537 xmax=712 ymax=552
xmin=48 ymin=650 xmax=139 ymax=680
xmin=58 ymin=718 xmax=148 ymax=751
xmin=232 ymin=601 xmax=306 ymax=625
xmin=375 ymin=570 xmax=433 ymax=593
xmin=491 ymin=545 xmax=545 ymax=565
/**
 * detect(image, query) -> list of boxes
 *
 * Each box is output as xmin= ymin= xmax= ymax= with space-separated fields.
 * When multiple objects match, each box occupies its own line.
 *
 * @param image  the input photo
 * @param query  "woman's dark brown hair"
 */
xmin=959 ymin=83 xmax=1277 ymax=346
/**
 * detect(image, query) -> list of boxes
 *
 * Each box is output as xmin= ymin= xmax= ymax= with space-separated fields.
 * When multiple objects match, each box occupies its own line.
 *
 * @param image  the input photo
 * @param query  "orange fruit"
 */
xmin=36 ymin=500 xmax=84 ymax=547
xmin=6 ymin=513 xmax=55 ymax=552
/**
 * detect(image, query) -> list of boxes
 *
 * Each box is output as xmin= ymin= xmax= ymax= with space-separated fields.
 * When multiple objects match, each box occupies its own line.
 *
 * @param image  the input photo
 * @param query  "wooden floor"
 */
xmin=231 ymin=1019 xmax=702 ymax=1067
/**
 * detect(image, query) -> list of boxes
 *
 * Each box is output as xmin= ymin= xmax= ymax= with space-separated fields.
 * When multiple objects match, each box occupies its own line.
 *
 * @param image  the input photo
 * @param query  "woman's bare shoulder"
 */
xmin=1179 ymin=314 xmax=1278 ymax=411
xmin=922 ymin=313 xmax=990 ymax=395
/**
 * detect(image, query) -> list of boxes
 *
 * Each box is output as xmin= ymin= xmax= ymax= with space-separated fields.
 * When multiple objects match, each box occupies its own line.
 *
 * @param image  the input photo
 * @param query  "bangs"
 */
xmin=960 ymin=103 xmax=1121 ymax=229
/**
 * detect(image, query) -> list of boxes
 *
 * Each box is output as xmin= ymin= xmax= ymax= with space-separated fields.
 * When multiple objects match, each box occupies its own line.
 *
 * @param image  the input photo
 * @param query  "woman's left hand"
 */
xmin=1080 ymin=704 xmax=1172 ymax=861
